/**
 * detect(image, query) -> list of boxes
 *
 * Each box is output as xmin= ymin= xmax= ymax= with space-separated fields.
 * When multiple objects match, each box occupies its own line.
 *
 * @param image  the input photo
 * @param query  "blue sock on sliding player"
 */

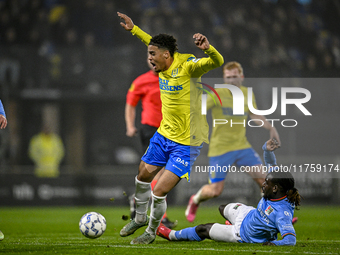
xmin=174 ymin=227 xmax=203 ymax=241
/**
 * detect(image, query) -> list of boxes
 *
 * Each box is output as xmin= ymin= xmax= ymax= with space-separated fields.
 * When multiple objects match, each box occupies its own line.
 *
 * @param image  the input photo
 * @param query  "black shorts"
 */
xmin=140 ymin=124 xmax=158 ymax=153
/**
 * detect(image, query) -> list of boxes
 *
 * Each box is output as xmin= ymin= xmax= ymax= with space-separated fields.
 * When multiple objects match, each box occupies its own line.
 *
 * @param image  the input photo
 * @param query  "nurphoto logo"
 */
xmin=200 ymin=84 xmax=312 ymax=128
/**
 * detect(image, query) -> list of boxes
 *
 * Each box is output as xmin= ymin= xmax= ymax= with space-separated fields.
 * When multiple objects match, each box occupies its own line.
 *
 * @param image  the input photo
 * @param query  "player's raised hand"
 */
xmin=117 ymin=12 xmax=134 ymax=31
xmin=0 ymin=115 xmax=7 ymax=129
xmin=266 ymin=138 xmax=280 ymax=151
xmin=269 ymin=127 xmax=281 ymax=147
xmin=193 ymin=33 xmax=210 ymax=50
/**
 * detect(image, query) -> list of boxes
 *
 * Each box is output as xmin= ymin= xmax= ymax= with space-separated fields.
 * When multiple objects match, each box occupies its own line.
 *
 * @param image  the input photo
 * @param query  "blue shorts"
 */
xmin=141 ymin=132 xmax=203 ymax=182
xmin=209 ymin=148 xmax=262 ymax=183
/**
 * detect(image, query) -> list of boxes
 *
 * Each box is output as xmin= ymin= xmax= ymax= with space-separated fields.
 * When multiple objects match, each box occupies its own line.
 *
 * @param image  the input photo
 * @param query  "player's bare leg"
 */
xmin=131 ymin=170 xmax=181 ymax=244
xmin=186 ymin=181 xmax=224 ymax=222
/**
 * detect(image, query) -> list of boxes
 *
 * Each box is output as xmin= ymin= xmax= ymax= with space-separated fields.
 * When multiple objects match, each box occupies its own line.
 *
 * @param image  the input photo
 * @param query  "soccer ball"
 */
xmin=79 ymin=212 xmax=106 ymax=239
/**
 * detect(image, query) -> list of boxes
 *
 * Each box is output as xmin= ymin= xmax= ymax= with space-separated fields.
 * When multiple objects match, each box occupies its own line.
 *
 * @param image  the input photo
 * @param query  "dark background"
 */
xmin=0 ymin=0 xmax=339 ymax=206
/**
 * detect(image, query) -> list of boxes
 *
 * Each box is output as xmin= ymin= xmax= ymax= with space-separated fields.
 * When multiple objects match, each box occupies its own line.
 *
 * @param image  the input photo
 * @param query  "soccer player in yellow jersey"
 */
xmin=117 ymin=12 xmax=224 ymax=244
xmin=185 ymin=61 xmax=281 ymax=222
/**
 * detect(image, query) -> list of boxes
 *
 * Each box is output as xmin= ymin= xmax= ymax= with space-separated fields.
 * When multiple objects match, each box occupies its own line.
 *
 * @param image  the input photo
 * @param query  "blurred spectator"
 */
xmin=0 ymin=0 xmax=339 ymax=77
xmin=83 ymin=32 xmax=95 ymax=49
xmin=64 ymin=27 xmax=78 ymax=46
xmin=28 ymin=124 xmax=65 ymax=178
xmin=3 ymin=27 xmax=17 ymax=45
xmin=331 ymin=37 xmax=340 ymax=67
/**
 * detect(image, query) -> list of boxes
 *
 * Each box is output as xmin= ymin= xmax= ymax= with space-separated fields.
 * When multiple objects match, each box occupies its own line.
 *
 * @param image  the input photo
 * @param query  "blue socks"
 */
xmin=174 ymin=227 xmax=203 ymax=241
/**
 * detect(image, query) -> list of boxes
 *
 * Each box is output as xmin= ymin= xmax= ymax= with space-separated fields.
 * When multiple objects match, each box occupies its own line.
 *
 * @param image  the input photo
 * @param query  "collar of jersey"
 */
xmin=163 ymin=52 xmax=179 ymax=74
xmin=270 ymin=195 xmax=287 ymax=202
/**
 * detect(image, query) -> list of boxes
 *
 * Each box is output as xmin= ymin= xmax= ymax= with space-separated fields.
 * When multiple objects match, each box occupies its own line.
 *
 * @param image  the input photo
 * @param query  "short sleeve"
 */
xmin=126 ymin=82 xmax=143 ymax=107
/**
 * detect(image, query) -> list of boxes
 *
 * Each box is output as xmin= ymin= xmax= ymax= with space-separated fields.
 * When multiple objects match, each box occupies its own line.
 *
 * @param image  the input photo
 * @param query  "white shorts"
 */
xmin=209 ymin=203 xmax=255 ymax=242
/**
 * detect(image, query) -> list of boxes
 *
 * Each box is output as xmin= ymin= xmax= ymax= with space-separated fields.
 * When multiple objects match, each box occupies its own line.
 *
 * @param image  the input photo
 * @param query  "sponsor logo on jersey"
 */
xmin=176 ymin=157 xmax=188 ymax=167
xmin=160 ymin=84 xmax=183 ymax=91
xmin=284 ymin=211 xmax=291 ymax=217
xmin=265 ymin=205 xmax=274 ymax=216
xmin=186 ymin=56 xmax=201 ymax=63
xmin=159 ymin=78 xmax=183 ymax=91
xmin=187 ymin=57 xmax=195 ymax=62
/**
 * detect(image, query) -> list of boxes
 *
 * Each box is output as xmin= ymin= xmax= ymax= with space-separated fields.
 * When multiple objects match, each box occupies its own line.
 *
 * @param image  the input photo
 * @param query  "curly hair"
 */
xmin=149 ymin=34 xmax=178 ymax=57
xmin=270 ymin=171 xmax=302 ymax=209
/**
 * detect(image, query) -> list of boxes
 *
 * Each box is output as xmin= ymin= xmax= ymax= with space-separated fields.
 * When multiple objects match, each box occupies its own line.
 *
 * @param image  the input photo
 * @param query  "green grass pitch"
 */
xmin=0 ymin=205 xmax=339 ymax=254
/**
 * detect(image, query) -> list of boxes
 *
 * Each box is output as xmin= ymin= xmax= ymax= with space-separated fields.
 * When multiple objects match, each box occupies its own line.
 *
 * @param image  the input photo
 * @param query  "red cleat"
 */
xmin=225 ymin=220 xmax=232 ymax=225
xmin=156 ymin=223 xmax=172 ymax=241
xmin=292 ymin=217 xmax=298 ymax=225
xmin=185 ymin=195 xmax=199 ymax=222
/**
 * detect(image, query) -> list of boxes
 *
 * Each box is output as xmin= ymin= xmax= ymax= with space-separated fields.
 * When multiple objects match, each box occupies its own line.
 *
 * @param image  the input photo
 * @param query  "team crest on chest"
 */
xmin=171 ymin=68 xmax=178 ymax=77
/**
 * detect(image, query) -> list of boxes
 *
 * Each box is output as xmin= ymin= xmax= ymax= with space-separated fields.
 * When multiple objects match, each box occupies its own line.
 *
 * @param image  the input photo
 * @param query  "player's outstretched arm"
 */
xmin=117 ymin=12 xmax=134 ymax=31
xmin=193 ymin=33 xmax=210 ymax=51
xmin=262 ymin=139 xmax=279 ymax=167
xmin=188 ymin=34 xmax=223 ymax=76
xmin=117 ymin=12 xmax=151 ymax=46
xmin=271 ymin=234 xmax=296 ymax=246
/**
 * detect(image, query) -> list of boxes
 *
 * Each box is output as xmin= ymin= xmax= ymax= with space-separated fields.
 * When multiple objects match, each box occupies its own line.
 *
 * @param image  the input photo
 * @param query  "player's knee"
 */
xmin=137 ymin=162 xmax=154 ymax=182
xmin=152 ymin=185 xmax=166 ymax=197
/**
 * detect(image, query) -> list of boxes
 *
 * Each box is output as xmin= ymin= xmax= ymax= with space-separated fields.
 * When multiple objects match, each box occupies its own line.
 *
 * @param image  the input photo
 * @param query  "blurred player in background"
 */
xmin=125 ymin=60 xmax=161 ymax=153
xmin=0 ymin=99 xmax=7 ymax=240
xmin=186 ymin=61 xmax=281 ymax=222
xmin=158 ymin=139 xmax=300 ymax=246
xmin=125 ymin=59 xmax=177 ymax=229
xmin=118 ymin=12 xmax=224 ymax=244
xmin=28 ymin=124 xmax=65 ymax=178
